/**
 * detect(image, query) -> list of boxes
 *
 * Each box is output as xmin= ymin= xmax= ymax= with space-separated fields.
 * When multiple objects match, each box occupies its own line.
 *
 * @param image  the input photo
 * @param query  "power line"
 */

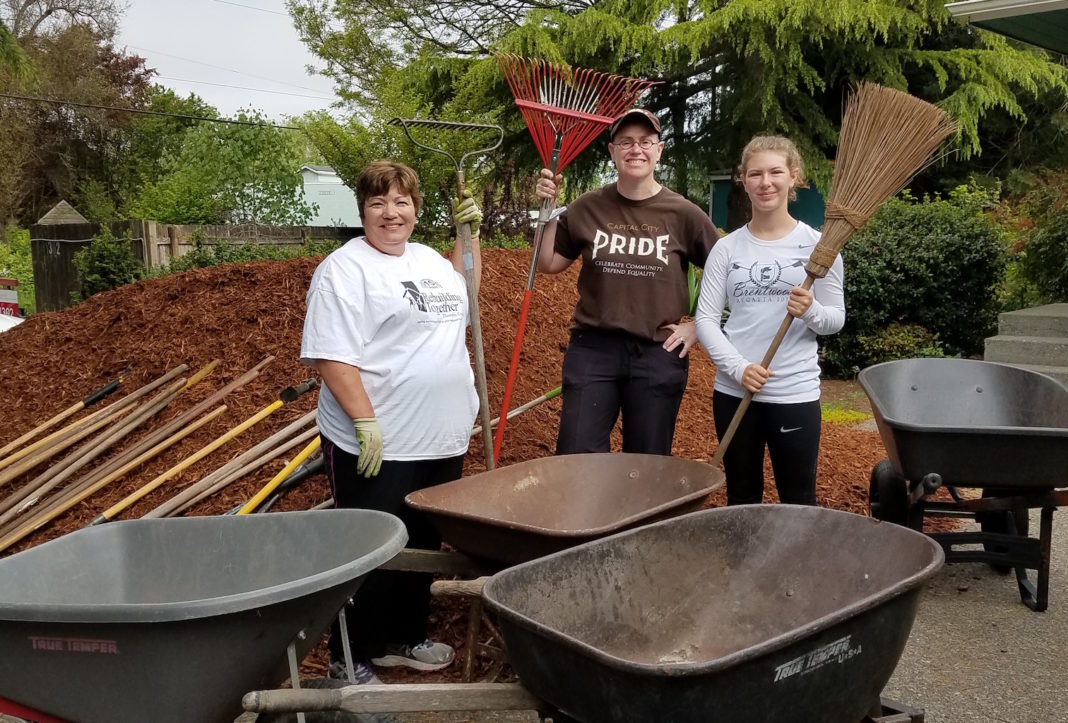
xmin=0 ymin=91 xmax=301 ymax=130
xmin=212 ymin=0 xmax=290 ymax=16
xmin=127 ymin=44 xmax=332 ymax=95
xmin=157 ymin=75 xmax=336 ymax=101
xmin=209 ymin=0 xmax=346 ymax=31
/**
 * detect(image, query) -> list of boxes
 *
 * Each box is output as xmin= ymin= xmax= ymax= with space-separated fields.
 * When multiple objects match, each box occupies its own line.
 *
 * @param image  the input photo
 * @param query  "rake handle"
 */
xmin=455 ymin=172 xmax=496 ymax=470
xmin=710 ymin=275 xmax=815 ymax=466
xmin=492 ymin=134 xmax=563 ymax=465
xmin=493 ymin=290 xmax=533 ymax=465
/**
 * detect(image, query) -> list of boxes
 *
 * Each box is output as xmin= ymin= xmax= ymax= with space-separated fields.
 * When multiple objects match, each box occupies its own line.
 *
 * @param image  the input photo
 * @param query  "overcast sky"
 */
xmin=116 ymin=0 xmax=343 ymax=121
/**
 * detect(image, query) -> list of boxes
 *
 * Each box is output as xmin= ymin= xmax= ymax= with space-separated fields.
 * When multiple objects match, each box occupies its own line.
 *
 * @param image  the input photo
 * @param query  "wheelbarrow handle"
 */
xmin=280 ymin=378 xmax=317 ymax=403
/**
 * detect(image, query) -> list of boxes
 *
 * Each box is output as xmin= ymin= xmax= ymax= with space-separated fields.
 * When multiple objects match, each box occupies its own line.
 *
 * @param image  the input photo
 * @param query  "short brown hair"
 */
xmin=356 ymin=161 xmax=424 ymax=216
xmin=739 ymin=135 xmax=807 ymax=201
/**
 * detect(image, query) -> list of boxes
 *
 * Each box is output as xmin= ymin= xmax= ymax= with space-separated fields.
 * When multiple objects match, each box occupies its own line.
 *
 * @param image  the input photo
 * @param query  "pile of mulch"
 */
xmin=0 ymin=247 xmax=893 ymax=682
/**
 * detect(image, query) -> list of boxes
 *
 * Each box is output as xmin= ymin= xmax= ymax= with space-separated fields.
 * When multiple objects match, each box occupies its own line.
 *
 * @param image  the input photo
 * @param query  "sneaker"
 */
xmin=370 ymin=639 xmax=455 ymax=671
xmin=328 ymin=658 xmax=381 ymax=685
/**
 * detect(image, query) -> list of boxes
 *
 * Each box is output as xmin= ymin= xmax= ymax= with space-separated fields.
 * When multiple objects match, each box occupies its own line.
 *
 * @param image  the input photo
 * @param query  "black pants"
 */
xmin=322 ymin=434 xmax=464 ymax=661
xmin=557 ymin=329 xmax=689 ymax=456
xmin=712 ymin=390 xmax=821 ymax=506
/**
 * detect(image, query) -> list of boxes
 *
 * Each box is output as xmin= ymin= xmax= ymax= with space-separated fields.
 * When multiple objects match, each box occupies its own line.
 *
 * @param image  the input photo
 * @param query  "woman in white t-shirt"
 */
xmin=696 ymin=136 xmax=845 ymax=506
xmin=300 ymin=160 xmax=482 ymax=683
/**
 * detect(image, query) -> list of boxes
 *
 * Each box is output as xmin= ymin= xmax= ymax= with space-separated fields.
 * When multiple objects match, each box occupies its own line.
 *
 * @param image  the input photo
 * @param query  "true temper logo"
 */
xmin=592 ymin=229 xmax=670 ymax=265
xmin=772 ymin=635 xmax=862 ymax=683
xmin=30 ymin=636 xmax=119 ymax=654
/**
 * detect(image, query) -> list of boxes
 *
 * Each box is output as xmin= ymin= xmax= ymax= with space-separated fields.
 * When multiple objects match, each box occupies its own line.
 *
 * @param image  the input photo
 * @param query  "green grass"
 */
xmin=821 ymin=401 xmax=872 ymax=426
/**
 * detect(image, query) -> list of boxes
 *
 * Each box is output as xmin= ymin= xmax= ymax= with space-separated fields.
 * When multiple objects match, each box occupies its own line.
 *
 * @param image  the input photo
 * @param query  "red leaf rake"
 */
xmin=493 ymin=54 xmax=661 ymax=463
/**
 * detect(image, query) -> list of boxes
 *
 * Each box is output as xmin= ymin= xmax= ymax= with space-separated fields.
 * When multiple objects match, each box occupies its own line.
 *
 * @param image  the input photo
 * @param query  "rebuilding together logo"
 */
xmin=400 ymin=279 xmax=463 ymax=315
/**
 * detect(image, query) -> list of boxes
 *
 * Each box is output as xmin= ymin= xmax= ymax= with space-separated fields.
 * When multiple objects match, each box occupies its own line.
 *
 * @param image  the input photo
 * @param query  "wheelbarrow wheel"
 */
xmin=254 ymin=677 xmax=400 ymax=723
xmin=869 ymin=460 xmax=909 ymax=526
xmin=977 ymin=489 xmax=1030 ymax=575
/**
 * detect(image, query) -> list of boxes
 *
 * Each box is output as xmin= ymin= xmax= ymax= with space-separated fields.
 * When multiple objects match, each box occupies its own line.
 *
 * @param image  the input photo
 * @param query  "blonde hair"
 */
xmin=356 ymin=160 xmax=424 ymax=216
xmin=739 ymin=135 xmax=807 ymax=201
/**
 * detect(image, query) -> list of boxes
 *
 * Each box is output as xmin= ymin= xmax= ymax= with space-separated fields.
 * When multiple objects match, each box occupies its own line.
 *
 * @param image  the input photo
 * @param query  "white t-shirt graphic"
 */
xmin=696 ymin=222 xmax=845 ymax=403
xmin=301 ymin=238 xmax=478 ymax=459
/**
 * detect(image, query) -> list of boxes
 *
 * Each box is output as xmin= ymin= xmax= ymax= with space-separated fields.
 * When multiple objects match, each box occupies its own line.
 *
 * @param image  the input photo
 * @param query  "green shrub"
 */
xmin=856 ymin=323 xmax=945 ymax=368
xmin=820 ymin=185 xmax=1007 ymax=377
xmin=160 ymin=239 xmax=302 ymax=275
xmin=72 ymin=230 xmax=145 ymax=302
xmin=0 ymin=226 xmax=34 ymax=314
xmin=1016 ymin=207 xmax=1068 ymax=303
xmin=995 ymin=168 xmax=1068 ymax=308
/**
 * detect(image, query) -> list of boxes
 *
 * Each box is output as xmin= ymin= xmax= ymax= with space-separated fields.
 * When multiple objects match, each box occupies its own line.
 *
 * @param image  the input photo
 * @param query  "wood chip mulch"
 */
xmin=0 ymin=247 xmax=919 ymax=684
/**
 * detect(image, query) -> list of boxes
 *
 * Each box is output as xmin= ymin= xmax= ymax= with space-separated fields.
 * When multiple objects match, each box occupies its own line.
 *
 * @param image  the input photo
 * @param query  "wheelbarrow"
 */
xmin=480 ymin=504 xmax=943 ymax=723
xmin=405 ymin=453 xmax=723 ymax=565
xmin=0 ymin=509 xmax=407 ymax=723
xmin=859 ymin=358 xmax=1068 ymax=611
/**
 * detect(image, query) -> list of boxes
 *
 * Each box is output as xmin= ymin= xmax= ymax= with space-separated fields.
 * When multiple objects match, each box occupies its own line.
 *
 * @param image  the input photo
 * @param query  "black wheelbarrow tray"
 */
xmin=406 ymin=452 xmax=723 ymax=565
xmin=859 ymin=358 xmax=1068 ymax=611
xmin=482 ymin=505 xmax=944 ymax=723
xmin=0 ymin=509 xmax=407 ymax=723
xmin=858 ymin=358 xmax=1068 ymax=489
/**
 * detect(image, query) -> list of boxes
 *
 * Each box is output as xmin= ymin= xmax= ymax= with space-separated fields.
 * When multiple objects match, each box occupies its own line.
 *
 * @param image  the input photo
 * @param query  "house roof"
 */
xmin=36 ymin=200 xmax=89 ymax=225
xmin=946 ymin=0 xmax=1068 ymax=55
xmin=301 ymin=164 xmax=337 ymax=174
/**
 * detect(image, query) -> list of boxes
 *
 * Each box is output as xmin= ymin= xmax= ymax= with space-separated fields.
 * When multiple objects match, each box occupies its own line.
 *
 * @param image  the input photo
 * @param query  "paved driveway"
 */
xmin=885 ymin=515 xmax=1068 ymax=723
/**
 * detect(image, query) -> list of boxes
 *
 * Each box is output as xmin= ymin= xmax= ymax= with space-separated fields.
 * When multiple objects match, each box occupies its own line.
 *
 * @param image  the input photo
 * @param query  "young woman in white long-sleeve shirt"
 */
xmin=696 ymin=136 xmax=845 ymax=506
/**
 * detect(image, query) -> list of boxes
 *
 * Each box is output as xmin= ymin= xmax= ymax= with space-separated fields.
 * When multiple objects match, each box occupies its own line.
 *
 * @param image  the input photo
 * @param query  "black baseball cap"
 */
xmin=609 ymin=108 xmax=661 ymax=139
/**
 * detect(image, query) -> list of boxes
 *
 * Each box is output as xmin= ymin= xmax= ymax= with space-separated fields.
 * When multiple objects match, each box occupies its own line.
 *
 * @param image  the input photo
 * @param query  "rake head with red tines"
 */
xmin=497 ymin=54 xmax=662 ymax=172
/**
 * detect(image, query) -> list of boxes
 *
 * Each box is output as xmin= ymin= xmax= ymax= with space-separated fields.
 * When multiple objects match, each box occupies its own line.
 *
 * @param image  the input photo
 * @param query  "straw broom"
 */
xmin=711 ymin=83 xmax=959 ymax=464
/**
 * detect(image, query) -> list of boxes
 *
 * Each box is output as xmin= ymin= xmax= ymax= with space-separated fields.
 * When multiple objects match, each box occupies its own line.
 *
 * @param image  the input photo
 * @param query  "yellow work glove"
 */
xmin=353 ymin=417 xmax=383 ymax=477
xmin=452 ymin=190 xmax=482 ymax=237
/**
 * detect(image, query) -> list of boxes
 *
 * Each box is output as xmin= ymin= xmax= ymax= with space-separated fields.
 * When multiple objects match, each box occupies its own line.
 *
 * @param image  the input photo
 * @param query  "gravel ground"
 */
xmin=885 ymin=513 xmax=1068 ymax=723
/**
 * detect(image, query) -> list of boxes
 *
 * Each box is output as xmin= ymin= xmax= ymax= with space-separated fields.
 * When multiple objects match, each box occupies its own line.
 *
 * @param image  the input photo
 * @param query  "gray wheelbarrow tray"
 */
xmin=406 ymin=452 xmax=723 ymax=565
xmin=0 ymin=509 xmax=407 ymax=723
xmin=482 ymin=505 xmax=944 ymax=723
xmin=858 ymin=358 xmax=1068 ymax=488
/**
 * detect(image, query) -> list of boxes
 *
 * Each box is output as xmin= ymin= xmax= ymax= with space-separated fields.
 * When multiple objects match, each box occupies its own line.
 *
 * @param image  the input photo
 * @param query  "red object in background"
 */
xmin=0 ymin=277 xmax=18 ymax=317
xmin=0 ymin=694 xmax=68 ymax=723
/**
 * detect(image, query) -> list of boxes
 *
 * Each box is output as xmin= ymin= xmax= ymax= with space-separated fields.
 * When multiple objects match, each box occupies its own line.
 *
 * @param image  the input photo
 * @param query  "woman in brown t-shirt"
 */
xmin=534 ymin=108 xmax=719 ymax=455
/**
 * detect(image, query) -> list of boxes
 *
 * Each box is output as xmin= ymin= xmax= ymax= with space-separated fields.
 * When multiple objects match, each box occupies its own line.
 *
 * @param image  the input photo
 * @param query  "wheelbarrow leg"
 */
xmin=465 ymin=597 xmax=483 ymax=681
xmin=1017 ymin=506 xmax=1053 ymax=612
xmin=337 ymin=602 xmax=358 ymax=683
xmin=286 ymin=633 xmax=307 ymax=723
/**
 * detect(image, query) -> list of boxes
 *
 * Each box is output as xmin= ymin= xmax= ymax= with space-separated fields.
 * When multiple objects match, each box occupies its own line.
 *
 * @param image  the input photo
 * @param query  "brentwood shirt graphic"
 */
xmin=555 ymin=184 xmax=719 ymax=342
xmin=731 ymin=258 xmax=806 ymax=301
xmin=695 ymin=222 xmax=846 ymax=404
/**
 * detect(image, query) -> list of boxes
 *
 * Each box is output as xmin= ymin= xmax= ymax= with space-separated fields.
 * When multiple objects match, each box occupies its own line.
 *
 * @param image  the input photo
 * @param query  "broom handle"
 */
xmin=455 ymin=171 xmax=496 ymax=471
xmin=493 ymin=133 xmax=563 ymax=465
xmin=711 ymin=275 xmax=815 ymax=466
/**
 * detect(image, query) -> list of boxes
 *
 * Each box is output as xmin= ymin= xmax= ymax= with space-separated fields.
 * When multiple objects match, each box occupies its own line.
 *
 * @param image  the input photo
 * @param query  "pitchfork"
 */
xmin=493 ymin=54 xmax=661 ymax=463
xmin=387 ymin=117 xmax=504 ymax=469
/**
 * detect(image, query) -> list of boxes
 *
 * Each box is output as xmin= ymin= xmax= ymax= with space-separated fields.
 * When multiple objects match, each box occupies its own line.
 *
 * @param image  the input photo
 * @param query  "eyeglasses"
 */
xmin=613 ymin=138 xmax=658 ymax=150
